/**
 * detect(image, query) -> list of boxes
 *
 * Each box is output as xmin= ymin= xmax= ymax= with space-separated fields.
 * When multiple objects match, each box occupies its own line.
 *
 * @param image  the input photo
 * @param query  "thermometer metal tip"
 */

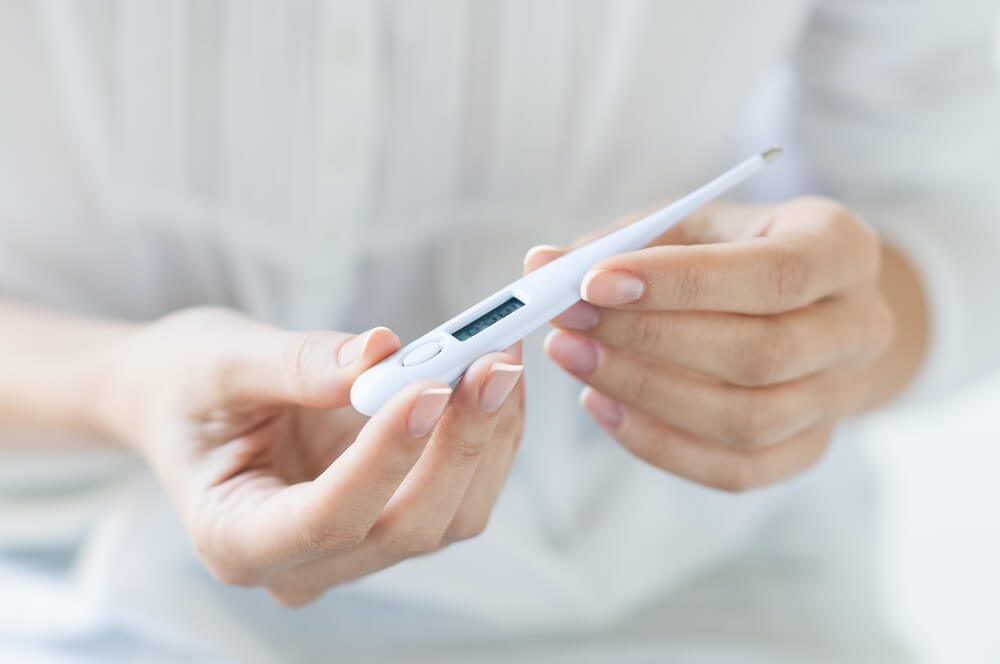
xmin=762 ymin=146 xmax=783 ymax=163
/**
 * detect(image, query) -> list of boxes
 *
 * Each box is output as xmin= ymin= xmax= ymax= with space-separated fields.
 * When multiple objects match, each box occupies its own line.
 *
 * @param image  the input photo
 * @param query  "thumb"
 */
xmin=231 ymin=325 xmax=401 ymax=409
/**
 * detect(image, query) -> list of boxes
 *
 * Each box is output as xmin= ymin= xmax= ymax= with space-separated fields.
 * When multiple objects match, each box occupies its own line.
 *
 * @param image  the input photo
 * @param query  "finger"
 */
xmin=368 ymin=352 xmax=524 ymax=561
xmin=521 ymin=201 xmax=729 ymax=278
xmin=559 ymin=293 xmax=894 ymax=386
xmin=524 ymin=247 xmax=606 ymax=332
xmin=579 ymin=240 xmax=822 ymax=314
xmin=245 ymin=379 xmax=452 ymax=565
xmin=580 ymin=201 xmax=878 ymax=313
xmin=268 ymin=377 xmax=521 ymax=606
xmin=581 ymin=387 xmax=833 ymax=492
xmin=268 ymin=356 xmax=524 ymax=605
xmin=520 ymin=206 xmax=687 ymax=276
xmin=546 ymin=329 xmax=858 ymax=448
xmin=230 ymin=325 xmax=401 ymax=408
xmin=570 ymin=202 xmax=699 ymax=249
xmin=273 ymin=353 xmax=525 ymax=599
xmin=505 ymin=340 xmax=523 ymax=362
xmin=269 ymin=385 xmax=517 ymax=607
xmin=444 ymin=370 xmax=525 ymax=542
xmin=666 ymin=200 xmax=777 ymax=245
xmin=523 ymin=244 xmax=567 ymax=274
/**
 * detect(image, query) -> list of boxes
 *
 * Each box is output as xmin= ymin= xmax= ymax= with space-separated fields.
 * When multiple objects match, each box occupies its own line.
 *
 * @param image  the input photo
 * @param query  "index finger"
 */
xmin=581 ymin=232 xmax=873 ymax=314
xmin=249 ymin=379 xmax=452 ymax=566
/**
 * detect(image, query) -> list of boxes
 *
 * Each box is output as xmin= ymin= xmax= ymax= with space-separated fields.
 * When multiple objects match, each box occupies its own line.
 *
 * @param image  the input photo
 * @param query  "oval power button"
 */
xmin=402 ymin=341 xmax=443 ymax=367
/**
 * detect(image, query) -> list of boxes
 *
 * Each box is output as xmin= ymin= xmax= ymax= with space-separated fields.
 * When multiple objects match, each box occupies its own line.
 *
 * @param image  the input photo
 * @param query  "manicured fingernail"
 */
xmin=407 ymin=387 xmax=452 ymax=437
xmin=480 ymin=362 xmax=523 ymax=413
xmin=580 ymin=387 xmax=625 ymax=431
xmin=338 ymin=328 xmax=374 ymax=366
xmin=552 ymin=301 xmax=599 ymax=331
xmin=581 ymin=270 xmax=644 ymax=305
xmin=545 ymin=330 xmax=599 ymax=376
xmin=523 ymin=244 xmax=564 ymax=270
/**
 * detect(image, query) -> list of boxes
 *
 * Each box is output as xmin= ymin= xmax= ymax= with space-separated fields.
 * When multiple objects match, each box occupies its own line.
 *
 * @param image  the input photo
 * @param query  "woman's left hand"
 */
xmin=526 ymin=197 xmax=896 ymax=492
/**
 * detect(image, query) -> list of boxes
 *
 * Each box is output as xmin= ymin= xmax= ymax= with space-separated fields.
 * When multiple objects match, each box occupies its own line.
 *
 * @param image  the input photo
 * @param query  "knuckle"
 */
xmin=619 ymin=369 xmax=653 ymax=405
xmin=192 ymin=525 xmax=260 ymax=587
xmin=767 ymin=244 xmax=810 ymax=310
xmin=823 ymin=199 xmax=880 ymax=271
xmin=808 ymin=428 xmax=836 ymax=463
xmin=269 ymin=588 xmax=321 ymax=608
xmin=734 ymin=319 xmax=796 ymax=386
xmin=493 ymin=412 xmax=524 ymax=443
xmin=791 ymin=195 xmax=847 ymax=223
xmin=615 ymin=428 xmax=657 ymax=465
xmin=727 ymin=391 xmax=781 ymax=448
xmin=715 ymin=455 xmax=759 ymax=493
xmin=301 ymin=521 xmax=366 ymax=553
xmin=671 ymin=261 xmax=704 ymax=308
xmin=204 ymin=560 xmax=258 ymax=587
xmin=447 ymin=513 xmax=491 ymax=542
xmin=793 ymin=197 xmax=882 ymax=284
xmin=386 ymin=529 xmax=444 ymax=557
xmin=282 ymin=332 xmax=327 ymax=403
xmin=628 ymin=314 xmax=664 ymax=353
xmin=447 ymin=433 xmax=487 ymax=464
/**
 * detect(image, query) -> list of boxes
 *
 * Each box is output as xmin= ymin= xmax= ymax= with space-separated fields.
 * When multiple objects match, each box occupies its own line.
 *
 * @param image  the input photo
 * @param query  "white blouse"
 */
xmin=0 ymin=0 xmax=997 ymax=660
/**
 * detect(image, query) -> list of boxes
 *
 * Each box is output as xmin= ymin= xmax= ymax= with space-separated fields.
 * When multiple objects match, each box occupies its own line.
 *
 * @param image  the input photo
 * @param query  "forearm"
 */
xmin=0 ymin=298 xmax=135 ymax=443
xmin=861 ymin=245 xmax=930 ymax=410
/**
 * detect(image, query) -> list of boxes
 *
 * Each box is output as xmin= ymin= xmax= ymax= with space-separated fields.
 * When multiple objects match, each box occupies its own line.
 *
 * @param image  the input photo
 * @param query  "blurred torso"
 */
xmin=0 ymin=2 xmax=883 ymax=660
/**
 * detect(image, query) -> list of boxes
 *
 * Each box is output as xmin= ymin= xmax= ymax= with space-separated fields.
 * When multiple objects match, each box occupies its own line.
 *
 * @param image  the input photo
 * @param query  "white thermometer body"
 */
xmin=350 ymin=149 xmax=780 ymax=416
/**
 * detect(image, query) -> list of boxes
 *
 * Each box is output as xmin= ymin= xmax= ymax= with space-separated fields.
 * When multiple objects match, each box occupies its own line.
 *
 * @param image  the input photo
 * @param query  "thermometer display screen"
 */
xmin=452 ymin=297 xmax=525 ymax=341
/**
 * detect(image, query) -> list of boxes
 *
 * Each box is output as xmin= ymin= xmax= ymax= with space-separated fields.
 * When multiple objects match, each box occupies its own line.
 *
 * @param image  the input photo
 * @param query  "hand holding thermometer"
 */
xmin=350 ymin=148 xmax=782 ymax=416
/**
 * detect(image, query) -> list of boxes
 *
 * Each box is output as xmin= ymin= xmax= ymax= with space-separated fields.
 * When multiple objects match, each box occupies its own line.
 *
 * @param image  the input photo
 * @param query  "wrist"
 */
xmin=82 ymin=322 xmax=146 ymax=447
xmin=36 ymin=315 xmax=143 ymax=448
xmin=0 ymin=299 xmax=141 ymax=447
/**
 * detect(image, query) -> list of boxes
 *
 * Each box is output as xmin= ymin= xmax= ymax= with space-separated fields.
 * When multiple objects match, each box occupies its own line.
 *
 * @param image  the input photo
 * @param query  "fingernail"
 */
xmin=545 ymin=330 xmax=599 ymax=376
xmin=524 ymin=244 xmax=564 ymax=270
xmin=407 ymin=387 xmax=452 ymax=438
xmin=581 ymin=270 xmax=644 ymax=305
xmin=337 ymin=329 xmax=375 ymax=366
xmin=480 ymin=362 xmax=524 ymax=413
xmin=552 ymin=301 xmax=599 ymax=331
xmin=580 ymin=387 xmax=625 ymax=431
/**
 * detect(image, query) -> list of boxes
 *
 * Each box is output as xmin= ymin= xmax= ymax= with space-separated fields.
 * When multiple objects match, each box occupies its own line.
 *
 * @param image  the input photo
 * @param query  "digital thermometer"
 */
xmin=351 ymin=148 xmax=782 ymax=415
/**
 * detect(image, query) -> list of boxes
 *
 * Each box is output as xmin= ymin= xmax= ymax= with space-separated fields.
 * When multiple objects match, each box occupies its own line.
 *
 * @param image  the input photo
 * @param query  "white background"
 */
xmin=865 ymin=371 xmax=1000 ymax=663
xmin=854 ymin=24 xmax=1000 ymax=664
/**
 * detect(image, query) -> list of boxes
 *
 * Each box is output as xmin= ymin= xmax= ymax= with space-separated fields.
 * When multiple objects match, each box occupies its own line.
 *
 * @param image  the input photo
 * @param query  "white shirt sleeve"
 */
xmin=794 ymin=0 xmax=1000 ymax=400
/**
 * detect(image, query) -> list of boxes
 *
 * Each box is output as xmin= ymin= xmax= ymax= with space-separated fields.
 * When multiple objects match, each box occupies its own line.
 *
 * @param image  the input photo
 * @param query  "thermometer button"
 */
xmin=402 ymin=341 xmax=443 ymax=367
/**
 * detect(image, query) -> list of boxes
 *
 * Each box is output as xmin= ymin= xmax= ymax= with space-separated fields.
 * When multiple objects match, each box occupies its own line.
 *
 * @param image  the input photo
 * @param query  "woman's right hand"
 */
xmin=99 ymin=308 xmax=525 ymax=606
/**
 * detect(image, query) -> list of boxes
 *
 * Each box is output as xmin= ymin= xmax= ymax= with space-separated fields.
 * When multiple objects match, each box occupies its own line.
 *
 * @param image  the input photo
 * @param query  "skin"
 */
xmin=527 ymin=197 xmax=928 ymax=492
xmin=0 ymin=197 xmax=929 ymax=603
xmin=0 ymin=304 xmax=525 ymax=606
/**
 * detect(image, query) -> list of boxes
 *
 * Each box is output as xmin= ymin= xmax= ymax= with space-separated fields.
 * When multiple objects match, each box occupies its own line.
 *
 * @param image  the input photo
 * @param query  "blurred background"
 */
xmin=861 ymin=23 xmax=1000 ymax=663
xmin=865 ymin=373 xmax=1000 ymax=662
xmin=0 ymin=7 xmax=996 ymax=663
xmin=865 ymin=373 xmax=1000 ymax=663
